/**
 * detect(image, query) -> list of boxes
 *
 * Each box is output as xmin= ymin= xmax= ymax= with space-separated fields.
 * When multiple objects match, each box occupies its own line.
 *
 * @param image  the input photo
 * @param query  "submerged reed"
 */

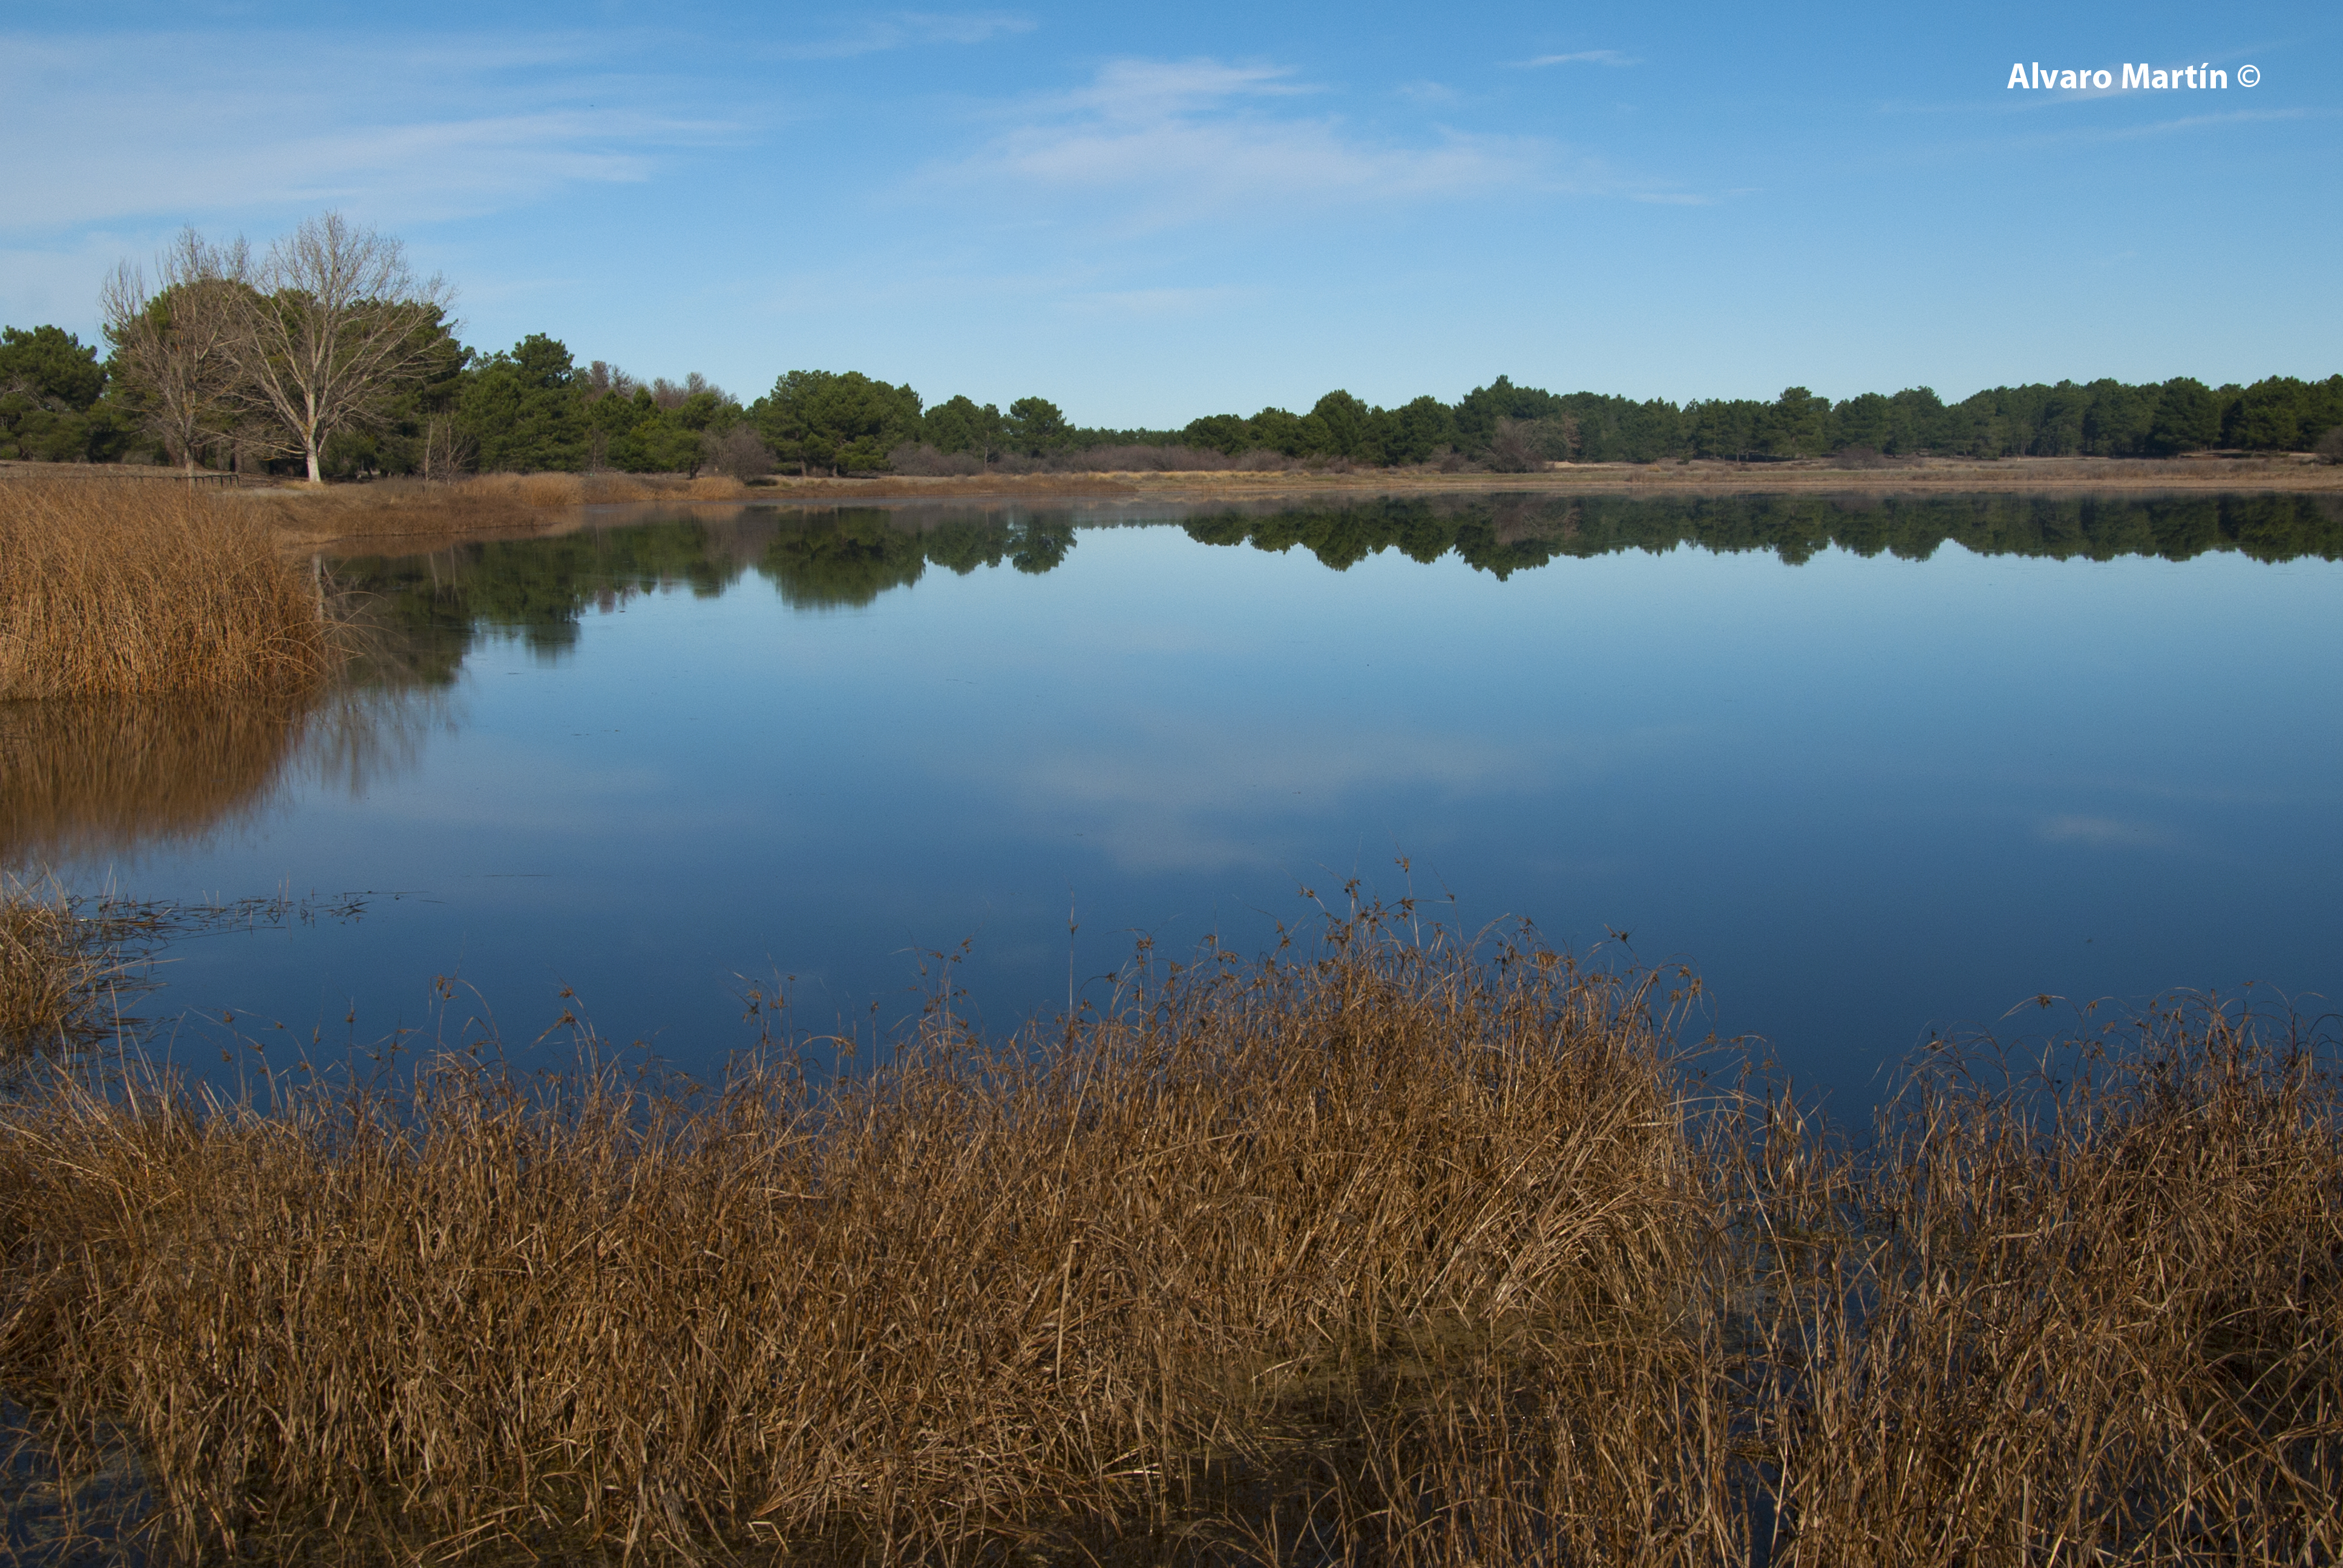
xmin=0 ymin=479 xmax=330 ymax=700
xmin=0 ymin=909 xmax=2333 ymax=1564
xmin=0 ymin=881 xmax=126 ymax=1063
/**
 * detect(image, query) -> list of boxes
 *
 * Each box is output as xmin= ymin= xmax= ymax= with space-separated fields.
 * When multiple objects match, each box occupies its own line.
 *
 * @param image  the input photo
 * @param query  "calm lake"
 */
xmin=10 ymin=490 xmax=2341 ymax=1108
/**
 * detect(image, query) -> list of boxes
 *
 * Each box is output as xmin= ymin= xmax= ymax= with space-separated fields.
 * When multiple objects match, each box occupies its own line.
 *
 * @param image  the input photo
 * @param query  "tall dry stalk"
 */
xmin=0 ymin=911 xmax=1743 ymax=1564
xmin=0 ymin=880 xmax=126 ymax=1064
xmin=0 ymin=910 xmax=2333 ymax=1563
xmin=1747 ymin=1002 xmax=2343 ymax=1564
xmin=0 ymin=479 xmax=330 ymax=699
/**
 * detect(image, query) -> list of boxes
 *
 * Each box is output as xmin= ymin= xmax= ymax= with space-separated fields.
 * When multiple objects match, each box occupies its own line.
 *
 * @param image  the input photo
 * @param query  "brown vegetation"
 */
xmin=0 ymin=909 xmax=2332 ymax=1564
xmin=0 ymin=881 xmax=127 ymax=1063
xmin=251 ymin=471 xmax=765 ymax=543
xmin=0 ymin=696 xmax=315 ymax=867
xmin=0 ymin=479 xmax=330 ymax=700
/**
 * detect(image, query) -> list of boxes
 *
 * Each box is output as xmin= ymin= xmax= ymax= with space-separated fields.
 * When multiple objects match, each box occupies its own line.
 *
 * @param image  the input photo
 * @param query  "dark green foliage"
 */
xmin=460 ymin=334 xmax=591 ymax=473
xmin=923 ymin=394 xmax=1002 ymax=458
xmin=2148 ymin=377 xmax=2222 ymax=456
xmin=0 ymin=325 xmax=129 ymax=463
xmin=751 ymin=370 xmax=922 ymax=475
xmin=1003 ymin=396 xmax=1069 ymax=456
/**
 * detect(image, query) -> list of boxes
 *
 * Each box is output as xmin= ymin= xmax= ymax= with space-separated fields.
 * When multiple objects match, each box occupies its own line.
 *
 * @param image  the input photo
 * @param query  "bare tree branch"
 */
xmin=100 ymin=230 xmax=249 ymax=475
xmin=220 ymin=212 xmax=456 ymax=484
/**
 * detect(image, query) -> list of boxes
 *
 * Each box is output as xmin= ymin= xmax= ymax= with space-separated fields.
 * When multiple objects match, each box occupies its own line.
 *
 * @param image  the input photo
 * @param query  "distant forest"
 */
xmin=7 ymin=316 xmax=2342 ymax=479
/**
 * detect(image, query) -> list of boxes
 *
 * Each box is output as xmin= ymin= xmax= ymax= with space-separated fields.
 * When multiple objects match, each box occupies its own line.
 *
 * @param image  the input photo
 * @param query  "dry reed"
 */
xmin=0 ymin=881 xmax=127 ymax=1065
xmin=0 ymin=910 xmax=2333 ymax=1564
xmin=1749 ymin=1001 xmax=2343 ymax=1564
xmin=0 ymin=479 xmax=330 ymax=701
xmin=249 ymin=472 xmax=755 ymax=543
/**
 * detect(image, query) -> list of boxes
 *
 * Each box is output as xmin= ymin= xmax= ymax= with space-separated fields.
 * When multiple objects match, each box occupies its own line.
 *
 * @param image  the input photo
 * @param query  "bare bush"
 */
xmin=2316 ymin=425 xmax=2343 ymax=465
xmin=710 ymin=426 xmax=774 ymax=481
xmin=1487 ymin=416 xmax=1578 ymax=472
xmin=885 ymin=442 xmax=984 ymax=477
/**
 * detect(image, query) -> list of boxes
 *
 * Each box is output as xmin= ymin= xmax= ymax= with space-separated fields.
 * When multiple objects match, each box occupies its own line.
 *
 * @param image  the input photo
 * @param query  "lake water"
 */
xmin=8 ymin=491 xmax=2340 ymax=1110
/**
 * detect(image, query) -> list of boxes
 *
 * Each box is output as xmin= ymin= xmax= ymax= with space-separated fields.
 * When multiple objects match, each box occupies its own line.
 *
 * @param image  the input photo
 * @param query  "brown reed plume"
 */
xmin=0 ymin=479 xmax=330 ymax=700
xmin=0 ymin=909 xmax=2333 ymax=1564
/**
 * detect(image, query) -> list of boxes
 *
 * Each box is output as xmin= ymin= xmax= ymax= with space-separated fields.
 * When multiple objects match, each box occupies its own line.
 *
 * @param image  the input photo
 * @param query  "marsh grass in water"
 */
xmin=0 ymin=480 xmax=330 ymax=701
xmin=0 ymin=904 xmax=2333 ymax=1564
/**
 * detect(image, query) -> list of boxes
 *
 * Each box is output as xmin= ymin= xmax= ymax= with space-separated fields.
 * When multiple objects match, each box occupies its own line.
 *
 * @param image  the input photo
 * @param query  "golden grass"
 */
xmin=0 ymin=911 xmax=2333 ymax=1563
xmin=0 ymin=880 xmax=125 ymax=1063
xmin=0 ymin=479 xmax=331 ymax=701
xmin=247 ymin=472 xmax=759 ymax=544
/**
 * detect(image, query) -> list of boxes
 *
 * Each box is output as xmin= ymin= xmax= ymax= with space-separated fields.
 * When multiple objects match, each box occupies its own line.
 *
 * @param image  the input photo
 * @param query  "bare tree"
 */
xmin=421 ymin=414 xmax=475 ymax=485
xmin=222 ymin=212 xmax=455 ymax=483
xmin=100 ymin=230 xmax=250 ymax=474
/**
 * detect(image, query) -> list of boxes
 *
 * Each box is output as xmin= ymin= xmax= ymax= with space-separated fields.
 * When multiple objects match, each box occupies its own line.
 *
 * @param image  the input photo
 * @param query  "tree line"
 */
xmin=7 ymin=214 xmax=2342 ymax=477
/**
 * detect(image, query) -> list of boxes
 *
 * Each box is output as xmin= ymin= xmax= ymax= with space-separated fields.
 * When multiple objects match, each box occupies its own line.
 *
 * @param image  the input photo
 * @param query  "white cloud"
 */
xmin=0 ymin=33 xmax=741 ymax=234
xmin=1516 ymin=50 xmax=1637 ymax=68
xmin=924 ymin=56 xmax=1577 ymax=235
xmin=770 ymin=11 xmax=1035 ymax=60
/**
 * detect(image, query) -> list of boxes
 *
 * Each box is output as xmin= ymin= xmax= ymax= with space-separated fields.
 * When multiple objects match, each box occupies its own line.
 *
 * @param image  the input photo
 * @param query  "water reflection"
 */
xmin=8 ymin=490 xmax=2336 ymax=1107
xmin=320 ymin=492 xmax=2343 ymax=675
xmin=0 ymin=688 xmax=450 ymax=871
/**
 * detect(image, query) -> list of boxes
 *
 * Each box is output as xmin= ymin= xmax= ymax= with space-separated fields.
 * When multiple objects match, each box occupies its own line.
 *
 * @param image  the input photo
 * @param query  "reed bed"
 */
xmin=0 ymin=881 xmax=128 ymax=1065
xmin=0 ymin=479 xmax=330 ymax=701
xmin=252 ymin=472 xmax=756 ymax=542
xmin=0 ymin=910 xmax=2334 ymax=1564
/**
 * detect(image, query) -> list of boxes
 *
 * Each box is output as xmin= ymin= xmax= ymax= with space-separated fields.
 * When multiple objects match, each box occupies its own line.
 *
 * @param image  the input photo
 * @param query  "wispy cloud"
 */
xmin=0 ymin=32 xmax=743 ymax=232
xmin=923 ymin=57 xmax=1579 ymax=235
xmin=770 ymin=11 xmax=1034 ymax=60
xmin=1515 ymin=50 xmax=1637 ymax=68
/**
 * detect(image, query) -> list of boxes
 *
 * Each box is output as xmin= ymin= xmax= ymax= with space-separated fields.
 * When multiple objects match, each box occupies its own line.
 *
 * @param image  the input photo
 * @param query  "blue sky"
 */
xmin=5 ymin=0 xmax=2337 ymax=426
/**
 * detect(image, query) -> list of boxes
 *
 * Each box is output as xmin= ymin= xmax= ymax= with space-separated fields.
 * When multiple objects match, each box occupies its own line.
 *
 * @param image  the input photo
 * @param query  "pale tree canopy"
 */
xmin=221 ymin=212 xmax=456 ymax=483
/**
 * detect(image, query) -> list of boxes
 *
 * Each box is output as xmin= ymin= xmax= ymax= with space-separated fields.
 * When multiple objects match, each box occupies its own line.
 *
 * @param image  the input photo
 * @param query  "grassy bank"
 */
xmin=0 ymin=910 xmax=2333 ymax=1564
xmin=249 ymin=471 xmax=768 ymax=544
xmin=0 ymin=480 xmax=330 ymax=701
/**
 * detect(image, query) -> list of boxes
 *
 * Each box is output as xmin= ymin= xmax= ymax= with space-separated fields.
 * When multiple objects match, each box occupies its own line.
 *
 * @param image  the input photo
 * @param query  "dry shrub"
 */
xmin=253 ymin=472 xmax=589 ymax=539
xmin=0 ymin=479 xmax=330 ymax=700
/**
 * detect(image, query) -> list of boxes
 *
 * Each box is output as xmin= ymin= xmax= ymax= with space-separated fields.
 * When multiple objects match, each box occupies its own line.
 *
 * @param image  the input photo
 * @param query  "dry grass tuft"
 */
xmin=1751 ymin=1001 xmax=2343 ymax=1564
xmin=0 ymin=910 xmax=2333 ymax=1563
xmin=249 ymin=472 xmax=756 ymax=543
xmin=0 ymin=479 xmax=331 ymax=701
xmin=0 ymin=881 xmax=123 ymax=1063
